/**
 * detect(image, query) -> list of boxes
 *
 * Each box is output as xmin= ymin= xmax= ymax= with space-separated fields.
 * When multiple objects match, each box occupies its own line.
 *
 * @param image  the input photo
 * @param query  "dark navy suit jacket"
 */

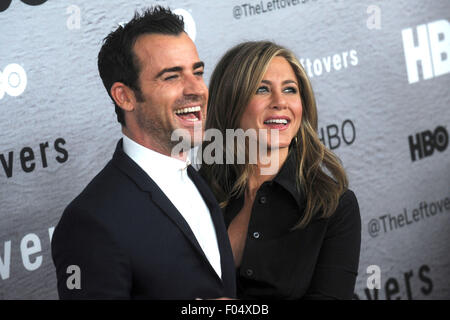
xmin=51 ymin=140 xmax=236 ymax=299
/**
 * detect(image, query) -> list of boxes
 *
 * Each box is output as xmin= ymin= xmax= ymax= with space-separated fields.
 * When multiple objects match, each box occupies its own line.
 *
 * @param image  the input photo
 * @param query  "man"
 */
xmin=51 ymin=6 xmax=236 ymax=299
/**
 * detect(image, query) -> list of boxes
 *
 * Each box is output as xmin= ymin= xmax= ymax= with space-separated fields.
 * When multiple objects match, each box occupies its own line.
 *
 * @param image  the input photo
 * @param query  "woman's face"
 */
xmin=239 ymin=56 xmax=302 ymax=150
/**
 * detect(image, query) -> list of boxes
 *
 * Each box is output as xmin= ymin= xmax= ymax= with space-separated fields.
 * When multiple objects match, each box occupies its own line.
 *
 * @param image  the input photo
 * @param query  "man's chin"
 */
xmin=174 ymin=120 xmax=204 ymax=139
xmin=174 ymin=112 xmax=204 ymax=128
xmin=170 ymin=127 xmax=203 ymax=150
xmin=190 ymin=137 xmax=204 ymax=148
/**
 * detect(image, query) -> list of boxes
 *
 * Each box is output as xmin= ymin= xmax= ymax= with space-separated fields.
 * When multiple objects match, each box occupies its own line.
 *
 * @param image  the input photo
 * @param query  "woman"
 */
xmin=199 ymin=41 xmax=361 ymax=299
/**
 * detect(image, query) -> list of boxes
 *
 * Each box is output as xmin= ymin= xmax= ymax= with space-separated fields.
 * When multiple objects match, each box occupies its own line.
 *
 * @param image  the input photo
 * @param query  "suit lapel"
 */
xmin=187 ymin=165 xmax=234 ymax=286
xmin=148 ymin=186 xmax=210 ymax=261
xmin=111 ymin=140 xmax=223 ymax=283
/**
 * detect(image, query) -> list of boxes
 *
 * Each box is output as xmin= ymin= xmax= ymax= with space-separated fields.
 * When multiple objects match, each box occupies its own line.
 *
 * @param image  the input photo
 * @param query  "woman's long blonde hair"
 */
xmin=200 ymin=41 xmax=348 ymax=228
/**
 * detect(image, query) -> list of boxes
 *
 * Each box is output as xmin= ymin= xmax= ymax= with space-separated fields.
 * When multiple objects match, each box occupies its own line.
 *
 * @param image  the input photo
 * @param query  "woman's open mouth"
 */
xmin=263 ymin=117 xmax=290 ymax=130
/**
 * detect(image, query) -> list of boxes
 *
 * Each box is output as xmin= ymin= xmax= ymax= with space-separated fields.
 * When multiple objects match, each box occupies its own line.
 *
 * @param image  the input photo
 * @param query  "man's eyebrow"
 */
xmin=155 ymin=66 xmax=183 ymax=79
xmin=155 ymin=61 xmax=204 ymax=79
xmin=193 ymin=61 xmax=205 ymax=70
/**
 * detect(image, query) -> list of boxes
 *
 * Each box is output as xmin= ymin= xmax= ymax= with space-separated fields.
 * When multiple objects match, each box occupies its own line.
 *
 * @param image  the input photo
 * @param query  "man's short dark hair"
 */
xmin=98 ymin=6 xmax=185 ymax=126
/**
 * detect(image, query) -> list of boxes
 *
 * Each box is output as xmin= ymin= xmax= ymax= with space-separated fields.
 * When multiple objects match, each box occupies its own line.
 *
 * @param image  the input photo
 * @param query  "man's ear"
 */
xmin=110 ymin=82 xmax=137 ymax=112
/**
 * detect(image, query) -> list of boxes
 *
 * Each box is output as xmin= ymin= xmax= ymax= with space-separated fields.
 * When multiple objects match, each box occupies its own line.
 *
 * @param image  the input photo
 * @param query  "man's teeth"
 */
xmin=264 ymin=119 xmax=288 ymax=124
xmin=174 ymin=106 xmax=201 ymax=115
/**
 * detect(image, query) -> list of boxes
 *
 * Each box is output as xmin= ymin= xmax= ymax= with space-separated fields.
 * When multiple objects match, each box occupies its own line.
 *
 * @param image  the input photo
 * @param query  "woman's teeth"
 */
xmin=264 ymin=119 xmax=288 ymax=124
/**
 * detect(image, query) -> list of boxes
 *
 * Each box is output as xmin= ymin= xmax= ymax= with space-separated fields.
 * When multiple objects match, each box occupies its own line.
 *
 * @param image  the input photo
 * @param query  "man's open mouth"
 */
xmin=174 ymin=105 xmax=201 ymax=122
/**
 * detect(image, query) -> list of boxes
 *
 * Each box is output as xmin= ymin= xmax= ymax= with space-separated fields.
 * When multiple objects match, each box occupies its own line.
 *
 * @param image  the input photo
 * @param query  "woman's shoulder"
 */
xmin=328 ymin=188 xmax=361 ymax=227
xmin=339 ymin=189 xmax=358 ymax=207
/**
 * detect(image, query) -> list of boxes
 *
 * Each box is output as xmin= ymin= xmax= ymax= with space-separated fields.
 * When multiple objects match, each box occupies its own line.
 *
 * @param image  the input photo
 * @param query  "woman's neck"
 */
xmin=246 ymin=147 xmax=290 ymax=198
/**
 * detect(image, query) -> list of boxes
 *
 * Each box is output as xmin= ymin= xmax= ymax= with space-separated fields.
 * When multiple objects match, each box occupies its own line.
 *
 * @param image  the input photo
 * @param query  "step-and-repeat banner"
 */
xmin=1 ymin=0 xmax=449 ymax=299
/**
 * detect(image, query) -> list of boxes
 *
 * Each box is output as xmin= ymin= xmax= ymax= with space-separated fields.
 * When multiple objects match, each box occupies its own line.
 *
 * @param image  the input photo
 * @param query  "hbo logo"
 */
xmin=402 ymin=19 xmax=450 ymax=84
xmin=408 ymin=126 xmax=448 ymax=162
xmin=0 ymin=64 xmax=27 ymax=100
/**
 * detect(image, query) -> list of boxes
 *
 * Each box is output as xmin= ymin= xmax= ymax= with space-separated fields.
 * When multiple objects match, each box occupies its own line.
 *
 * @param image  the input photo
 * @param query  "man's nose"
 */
xmin=183 ymin=74 xmax=206 ymax=98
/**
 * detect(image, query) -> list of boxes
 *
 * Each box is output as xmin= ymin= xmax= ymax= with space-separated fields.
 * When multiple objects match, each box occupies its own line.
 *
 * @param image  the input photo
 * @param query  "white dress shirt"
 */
xmin=122 ymin=135 xmax=222 ymax=279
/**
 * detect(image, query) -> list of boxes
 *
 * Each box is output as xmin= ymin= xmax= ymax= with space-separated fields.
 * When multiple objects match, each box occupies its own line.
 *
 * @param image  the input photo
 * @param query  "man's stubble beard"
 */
xmin=135 ymin=91 xmax=206 ymax=153
xmin=135 ymin=104 xmax=177 ymax=155
xmin=135 ymin=105 xmax=205 ymax=156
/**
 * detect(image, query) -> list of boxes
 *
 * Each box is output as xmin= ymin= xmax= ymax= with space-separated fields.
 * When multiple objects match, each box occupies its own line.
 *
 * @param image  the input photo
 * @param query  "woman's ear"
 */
xmin=110 ymin=82 xmax=137 ymax=112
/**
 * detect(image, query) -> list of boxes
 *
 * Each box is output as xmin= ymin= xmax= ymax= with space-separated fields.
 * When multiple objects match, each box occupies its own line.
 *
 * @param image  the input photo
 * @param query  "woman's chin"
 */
xmin=264 ymin=141 xmax=292 ymax=151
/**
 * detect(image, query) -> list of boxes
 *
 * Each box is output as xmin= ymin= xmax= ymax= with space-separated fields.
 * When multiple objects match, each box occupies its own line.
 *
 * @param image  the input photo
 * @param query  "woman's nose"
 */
xmin=270 ymin=91 xmax=288 ymax=110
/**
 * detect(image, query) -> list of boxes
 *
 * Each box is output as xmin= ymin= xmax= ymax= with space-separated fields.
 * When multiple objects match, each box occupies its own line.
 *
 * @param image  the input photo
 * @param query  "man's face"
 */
xmin=131 ymin=33 xmax=208 ymax=153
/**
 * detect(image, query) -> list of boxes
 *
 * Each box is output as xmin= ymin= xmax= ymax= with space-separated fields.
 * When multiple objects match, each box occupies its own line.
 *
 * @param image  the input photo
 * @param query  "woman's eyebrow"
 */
xmin=261 ymin=79 xmax=298 ymax=85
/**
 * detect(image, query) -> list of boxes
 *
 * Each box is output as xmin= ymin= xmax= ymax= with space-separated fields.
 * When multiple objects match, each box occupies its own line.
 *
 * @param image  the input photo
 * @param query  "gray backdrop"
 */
xmin=0 ymin=0 xmax=449 ymax=299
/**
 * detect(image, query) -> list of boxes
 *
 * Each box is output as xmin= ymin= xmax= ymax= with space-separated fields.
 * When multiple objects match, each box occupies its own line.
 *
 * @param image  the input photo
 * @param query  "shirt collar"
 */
xmin=122 ymin=135 xmax=191 ymax=177
xmin=272 ymin=149 xmax=306 ymax=211
xmin=224 ymin=149 xmax=306 ymax=223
